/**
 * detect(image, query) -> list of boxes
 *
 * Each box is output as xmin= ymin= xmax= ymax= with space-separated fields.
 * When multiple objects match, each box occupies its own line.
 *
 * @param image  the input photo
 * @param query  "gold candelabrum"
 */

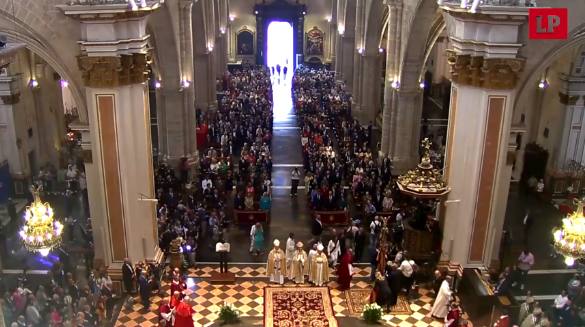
xmin=553 ymin=199 xmax=585 ymax=266
xmin=19 ymin=185 xmax=64 ymax=256
xmin=396 ymin=138 xmax=450 ymax=198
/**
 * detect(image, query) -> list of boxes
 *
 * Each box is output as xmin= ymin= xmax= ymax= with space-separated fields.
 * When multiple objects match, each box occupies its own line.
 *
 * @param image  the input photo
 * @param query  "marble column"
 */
xmin=438 ymin=4 xmax=526 ymax=268
xmin=59 ymin=3 xmax=163 ymax=286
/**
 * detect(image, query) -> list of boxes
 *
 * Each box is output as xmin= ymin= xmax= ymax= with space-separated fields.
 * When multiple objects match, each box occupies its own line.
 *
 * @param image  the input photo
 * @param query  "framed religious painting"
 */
xmin=306 ymin=27 xmax=324 ymax=56
xmin=237 ymin=29 xmax=254 ymax=55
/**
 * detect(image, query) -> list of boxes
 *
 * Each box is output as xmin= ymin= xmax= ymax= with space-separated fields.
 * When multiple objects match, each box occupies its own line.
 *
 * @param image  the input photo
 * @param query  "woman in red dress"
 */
xmin=337 ymin=249 xmax=354 ymax=291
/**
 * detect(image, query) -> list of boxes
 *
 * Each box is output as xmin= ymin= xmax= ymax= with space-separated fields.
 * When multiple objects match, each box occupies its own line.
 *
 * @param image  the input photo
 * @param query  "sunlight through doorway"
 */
xmin=267 ymin=21 xmax=294 ymax=122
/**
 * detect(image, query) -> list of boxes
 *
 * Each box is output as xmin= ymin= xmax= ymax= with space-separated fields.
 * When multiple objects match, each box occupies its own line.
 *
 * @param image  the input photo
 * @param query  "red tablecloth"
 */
xmin=315 ymin=211 xmax=349 ymax=226
xmin=234 ymin=210 xmax=270 ymax=225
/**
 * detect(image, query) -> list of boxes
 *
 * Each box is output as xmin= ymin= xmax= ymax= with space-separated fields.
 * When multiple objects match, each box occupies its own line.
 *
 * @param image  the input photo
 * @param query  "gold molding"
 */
xmin=0 ymin=93 xmax=20 ymax=105
xmin=77 ymin=53 xmax=149 ymax=88
xmin=558 ymin=92 xmax=579 ymax=105
xmin=446 ymin=51 xmax=524 ymax=90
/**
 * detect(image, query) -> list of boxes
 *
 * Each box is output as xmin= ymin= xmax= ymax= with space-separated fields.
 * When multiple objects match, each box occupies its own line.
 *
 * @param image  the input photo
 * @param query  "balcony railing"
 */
xmin=68 ymin=0 xmax=160 ymax=6
xmin=439 ymin=0 xmax=536 ymax=12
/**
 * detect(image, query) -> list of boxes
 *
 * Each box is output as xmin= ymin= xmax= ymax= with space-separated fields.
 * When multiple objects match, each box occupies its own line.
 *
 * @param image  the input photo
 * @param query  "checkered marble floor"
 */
xmin=115 ymin=265 xmax=449 ymax=327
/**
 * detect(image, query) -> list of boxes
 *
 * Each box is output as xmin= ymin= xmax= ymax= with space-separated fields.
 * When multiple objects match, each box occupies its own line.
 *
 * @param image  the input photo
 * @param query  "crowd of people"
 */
xmin=156 ymin=67 xmax=274 ymax=264
xmin=293 ymin=67 xmax=394 ymax=215
xmin=2 ymin=263 xmax=117 ymax=327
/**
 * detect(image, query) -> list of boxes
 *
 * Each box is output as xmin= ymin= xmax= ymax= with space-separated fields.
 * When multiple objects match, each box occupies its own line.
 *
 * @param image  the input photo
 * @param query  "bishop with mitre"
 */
xmin=310 ymin=244 xmax=330 ymax=286
xmin=267 ymin=239 xmax=287 ymax=284
xmin=290 ymin=242 xmax=308 ymax=284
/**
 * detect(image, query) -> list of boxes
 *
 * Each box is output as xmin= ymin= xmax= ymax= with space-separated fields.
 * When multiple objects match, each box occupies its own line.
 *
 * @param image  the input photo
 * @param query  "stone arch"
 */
xmin=398 ymin=0 xmax=441 ymax=91
xmin=515 ymin=23 xmax=585 ymax=110
xmin=363 ymin=0 xmax=387 ymax=53
xmin=0 ymin=8 xmax=87 ymax=123
xmin=148 ymin=5 xmax=181 ymax=89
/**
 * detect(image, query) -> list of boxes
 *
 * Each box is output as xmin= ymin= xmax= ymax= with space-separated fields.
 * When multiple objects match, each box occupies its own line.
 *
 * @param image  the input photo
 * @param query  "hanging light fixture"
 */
xmin=19 ymin=186 xmax=64 ymax=256
xmin=553 ymin=200 xmax=585 ymax=266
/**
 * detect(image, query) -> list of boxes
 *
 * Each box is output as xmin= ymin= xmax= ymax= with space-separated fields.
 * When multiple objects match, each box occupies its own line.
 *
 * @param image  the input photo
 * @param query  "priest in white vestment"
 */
xmin=285 ymin=234 xmax=295 ymax=280
xmin=290 ymin=242 xmax=308 ymax=283
xmin=307 ymin=243 xmax=318 ymax=282
xmin=430 ymin=276 xmax=452 ymax=319
xmin=310 ymin=244 xmax=330 ymax=286
xmin=267 ymin=239 xmax=287 ymax=284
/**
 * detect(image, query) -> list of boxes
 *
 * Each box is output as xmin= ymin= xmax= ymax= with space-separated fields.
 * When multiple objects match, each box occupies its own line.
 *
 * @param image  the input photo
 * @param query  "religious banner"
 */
xmin=306 ymin=27 xmax=324 ymax=56
xmin=237 ymin=29 xmax=254 ymax=55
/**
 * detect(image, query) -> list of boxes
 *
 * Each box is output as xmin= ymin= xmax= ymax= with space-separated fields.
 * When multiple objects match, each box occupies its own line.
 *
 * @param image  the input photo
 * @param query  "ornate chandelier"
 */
xmin=19 ymin=186 xmax=64 ymax=256
xmin=396 ymin=138 xmax=450 ymax=198
xmin=553 ymin=200 xmax=585 ymax=266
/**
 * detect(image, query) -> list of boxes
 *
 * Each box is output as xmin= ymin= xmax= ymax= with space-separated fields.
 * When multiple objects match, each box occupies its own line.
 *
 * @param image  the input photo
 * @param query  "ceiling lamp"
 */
xmin=19 ymin=186 xmax=64 ymax=256
xmin=396 ymin=138 xmax=450 ymax=198
xmin=553 ymin=200 xmax=585 ymax=266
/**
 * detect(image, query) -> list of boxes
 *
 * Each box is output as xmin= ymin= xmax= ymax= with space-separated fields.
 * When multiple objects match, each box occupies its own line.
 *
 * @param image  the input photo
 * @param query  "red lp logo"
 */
xmin=529 ymin=8 xmax=568 ymax=40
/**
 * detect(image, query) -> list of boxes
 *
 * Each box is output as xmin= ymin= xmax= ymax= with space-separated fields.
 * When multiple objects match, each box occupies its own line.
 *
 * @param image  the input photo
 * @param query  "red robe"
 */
xmin=159 ymin=303 xmax=172 ymax=326
xmin=174 ymin=301 xmax=194 ymax=327
xmin=446 ymin=308 xmax=461 ymax=327
xmin=337 ymin=251 xmax=353 ymax=290
xmin=170 ymin=280 xmax=186 ymax=305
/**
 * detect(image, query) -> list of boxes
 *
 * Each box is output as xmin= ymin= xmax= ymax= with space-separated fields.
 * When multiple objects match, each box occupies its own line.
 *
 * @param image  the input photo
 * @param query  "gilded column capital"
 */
xmin=558 ymin=92 xmax=579 ymax=105
xmin=446 ymin=51 xmax=524 ymax=90
xmin=77 ymin=53 xmax=149 ymax=88
xmin=0 ymin=94 xmax=20 ymax=105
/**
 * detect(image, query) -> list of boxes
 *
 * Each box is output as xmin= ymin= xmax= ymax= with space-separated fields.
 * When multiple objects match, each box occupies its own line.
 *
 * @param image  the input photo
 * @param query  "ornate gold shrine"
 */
xmin=397 ymin=138 xmax=450 ymax=198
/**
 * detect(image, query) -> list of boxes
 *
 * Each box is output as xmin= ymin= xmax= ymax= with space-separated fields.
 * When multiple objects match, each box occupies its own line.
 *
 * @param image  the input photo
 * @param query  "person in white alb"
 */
xmin=430 ymin=276 xmax=452 ymax=319
xmin=285 ymin=233 xmax=296 ymax=279
xmin=249 ymin=223 xmax=258 ymax=253
xmin=327 ymin=235 xmax=341 ymax=267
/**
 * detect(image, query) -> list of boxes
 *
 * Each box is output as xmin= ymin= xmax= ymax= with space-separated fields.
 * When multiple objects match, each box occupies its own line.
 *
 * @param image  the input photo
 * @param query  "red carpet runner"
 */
xmin=264 ymin=287 xmax=338 ymax=327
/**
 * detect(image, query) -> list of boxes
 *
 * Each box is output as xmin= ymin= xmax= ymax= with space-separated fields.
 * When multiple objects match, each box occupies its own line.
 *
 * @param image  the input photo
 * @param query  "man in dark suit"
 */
xmin=312 ymin=215 xmax=323 ymax=240
xmin=122 ymin=258 xmax=135 ymax=295
xmin=386 ymin=264 xmax=401 ymax=307
xmin=138 ymin=272 xmax=150 ymax=309
xmin=494 ymin=266 xmax=513 ymax=295
xmin=432 ymin=270 xmax=445 ymax=296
